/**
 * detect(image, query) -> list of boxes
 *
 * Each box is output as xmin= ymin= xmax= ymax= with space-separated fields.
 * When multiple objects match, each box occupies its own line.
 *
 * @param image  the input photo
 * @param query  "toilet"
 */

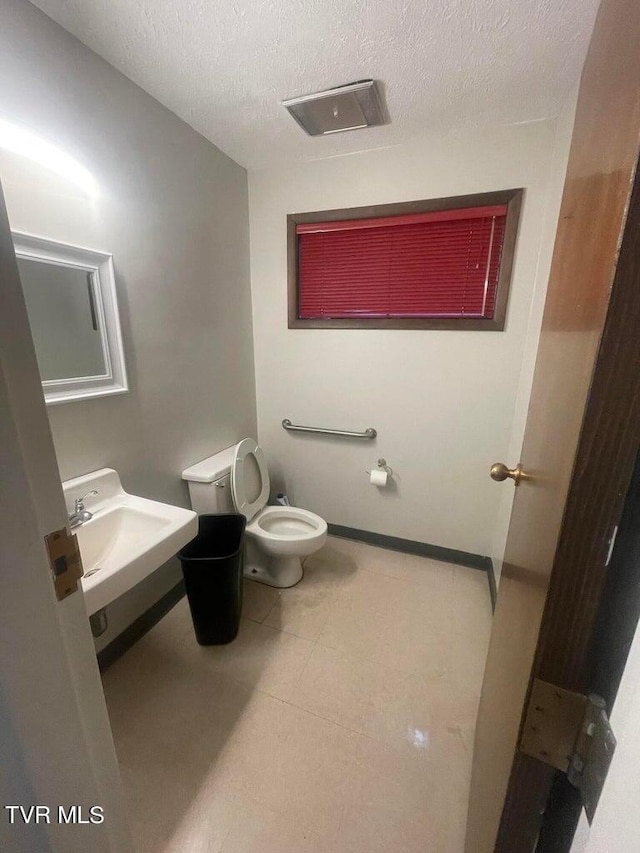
xmin=182 ymin=439 xmax=327 ymax=588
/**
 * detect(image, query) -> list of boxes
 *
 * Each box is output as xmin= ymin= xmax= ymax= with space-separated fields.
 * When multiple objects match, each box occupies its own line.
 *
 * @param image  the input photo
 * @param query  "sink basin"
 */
xmin=62 ymin=468 xmax=197 ymax=615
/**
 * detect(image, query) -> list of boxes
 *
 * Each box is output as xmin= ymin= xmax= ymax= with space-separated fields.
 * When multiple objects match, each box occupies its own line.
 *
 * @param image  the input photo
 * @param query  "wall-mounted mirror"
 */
xmin=13 ymin=233 xmax=128 ymax=405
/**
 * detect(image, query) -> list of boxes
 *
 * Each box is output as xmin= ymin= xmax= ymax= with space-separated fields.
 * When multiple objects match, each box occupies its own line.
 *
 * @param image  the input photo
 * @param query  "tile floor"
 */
xmin=102 ymin=536 xmax=493 ymax=853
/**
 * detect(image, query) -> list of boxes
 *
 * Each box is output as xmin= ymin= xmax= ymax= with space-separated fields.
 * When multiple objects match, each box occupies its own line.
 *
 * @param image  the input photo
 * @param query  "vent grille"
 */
xmin=282 ymin=80 xmax=387 ymax=136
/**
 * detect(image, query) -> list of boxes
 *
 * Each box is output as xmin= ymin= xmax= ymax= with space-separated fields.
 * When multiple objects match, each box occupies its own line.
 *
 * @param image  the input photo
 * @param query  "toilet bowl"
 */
xmin=182 ymin=438 xmax=327 ymax=588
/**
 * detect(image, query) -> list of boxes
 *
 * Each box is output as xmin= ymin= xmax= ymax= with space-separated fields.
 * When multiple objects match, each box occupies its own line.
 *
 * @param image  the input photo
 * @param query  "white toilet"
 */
xmin=182 ymin=438 xmax=327 ymax=588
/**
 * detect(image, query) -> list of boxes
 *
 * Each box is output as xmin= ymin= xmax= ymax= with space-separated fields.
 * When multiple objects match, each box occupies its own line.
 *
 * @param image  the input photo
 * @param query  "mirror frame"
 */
xmin=12 ymin=232 xmax=128 ymax=405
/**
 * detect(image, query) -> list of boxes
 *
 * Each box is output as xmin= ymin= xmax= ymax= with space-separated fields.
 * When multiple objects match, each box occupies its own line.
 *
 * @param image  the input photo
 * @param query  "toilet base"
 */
xmin=243 ymin=553 xmax=304 ymax=588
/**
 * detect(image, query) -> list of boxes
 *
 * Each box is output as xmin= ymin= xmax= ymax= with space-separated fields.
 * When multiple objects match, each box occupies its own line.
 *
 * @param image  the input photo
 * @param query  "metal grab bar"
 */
xmin=282 ymin=418 xmax=377 ymax=440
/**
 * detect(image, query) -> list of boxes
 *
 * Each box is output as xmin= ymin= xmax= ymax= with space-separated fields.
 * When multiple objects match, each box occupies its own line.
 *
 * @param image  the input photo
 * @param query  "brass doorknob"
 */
xmin=490 ymin=462 xmax=527 ymax=486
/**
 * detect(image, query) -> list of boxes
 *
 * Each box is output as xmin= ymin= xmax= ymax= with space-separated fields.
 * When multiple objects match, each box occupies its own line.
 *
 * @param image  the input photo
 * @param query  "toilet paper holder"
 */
xmin=366 ymin=458 xmax=393 ymax=477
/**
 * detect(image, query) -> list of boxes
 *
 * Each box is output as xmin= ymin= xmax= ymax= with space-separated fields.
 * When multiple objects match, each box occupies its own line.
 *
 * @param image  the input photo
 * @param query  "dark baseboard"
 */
xmin=97 ymin=580 xmax=186 ymax=672
xmin=328 ymin=523 xmax=491 ymax=571
xmin=487 ymin=560 xmax=497 ymax=612
xmin=328 ymin=523 xmax=496 ymax=611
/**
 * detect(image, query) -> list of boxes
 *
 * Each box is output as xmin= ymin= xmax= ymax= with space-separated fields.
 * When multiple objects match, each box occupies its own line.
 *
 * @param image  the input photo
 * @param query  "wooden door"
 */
xmin=465 ymin=0 xmax=640 ymax=849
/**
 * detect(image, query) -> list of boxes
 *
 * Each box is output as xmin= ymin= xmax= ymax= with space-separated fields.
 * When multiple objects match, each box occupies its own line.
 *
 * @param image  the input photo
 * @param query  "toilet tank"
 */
xmin=182 ymin=446 xmax=236 ymax=515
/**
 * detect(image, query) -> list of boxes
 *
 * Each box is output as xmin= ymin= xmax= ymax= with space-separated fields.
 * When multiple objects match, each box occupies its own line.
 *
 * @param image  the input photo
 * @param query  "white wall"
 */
xmin=0 ymin=0 xmax=257 ymax=647
xmin=249 ymin=118 xmax=572 ymax=559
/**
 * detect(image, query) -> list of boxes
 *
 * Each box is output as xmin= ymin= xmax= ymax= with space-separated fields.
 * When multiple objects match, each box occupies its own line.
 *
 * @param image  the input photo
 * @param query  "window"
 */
xmin=287 ymin=189 xmax=522 ymax=330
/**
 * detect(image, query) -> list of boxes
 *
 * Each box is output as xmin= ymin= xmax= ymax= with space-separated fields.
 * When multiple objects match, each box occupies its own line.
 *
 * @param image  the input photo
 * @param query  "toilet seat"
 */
xmin=248 ymin=506 xmax=326 ymax=540
xmin=246 ymin=505 xmax=328 ymax=560
xmin=231 ymin=438 xmax=270 ymax=521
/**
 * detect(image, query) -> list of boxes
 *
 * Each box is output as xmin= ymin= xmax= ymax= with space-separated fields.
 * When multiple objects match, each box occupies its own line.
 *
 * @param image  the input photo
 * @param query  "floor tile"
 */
xmin=242 ymin=579 xmax=280 ymax=623
xmin=102 ymin=543 xmax=492 ymax=853
xmin=452 ymin=565 xmax=493 ymax=637
xmin=318 ymin=566 xmax=454 ymax=670
xmin=301 ymin=540 xmax=361 ymax=596
xmin=262 ymin=585 xmax=336 ymax=640
xmin=338 ymin=538 xmax=410 ymax=577
xmin=158 ymin=595 xmax=195 ymax=638
xmin=317 ymin=567 xmax=407 ymax=657
xmin=177 ymin=617 xmax=314 ymax=701
xmin=327 ymin=536 xmax=456 ymax=590
xmin=159 ymin=788 xmax=244 ymax=853
xmin=219 ymin=802 xmax=324 ymax=853
xmin=396 ymin=552 xmax=456 ymax=588
xmin=290 ymin=640 xmax=478 ymax=754
xmin=213 ymin=693 xmax=361 ymax=838
xmin=290 ymin=642 xmax=378 ymax=736
xmin=332 ymin=727 xmax=472 ymax=853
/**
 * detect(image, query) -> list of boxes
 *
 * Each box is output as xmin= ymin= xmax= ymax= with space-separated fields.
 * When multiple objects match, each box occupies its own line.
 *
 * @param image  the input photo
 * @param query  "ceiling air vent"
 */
xmin=282 ymin=80 xmax=387 ymax=136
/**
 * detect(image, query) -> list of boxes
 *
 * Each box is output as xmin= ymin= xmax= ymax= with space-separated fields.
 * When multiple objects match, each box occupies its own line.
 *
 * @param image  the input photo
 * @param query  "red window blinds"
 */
xmin=296 ymin=205 xmax=508 ymax=320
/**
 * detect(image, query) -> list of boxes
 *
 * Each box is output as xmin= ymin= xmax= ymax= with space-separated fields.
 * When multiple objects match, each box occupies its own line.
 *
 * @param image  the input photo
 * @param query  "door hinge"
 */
xmin=520 ymin=678 xmax=616 ymax=823
xmin=45 ymin=527 xmax=84 ymax=602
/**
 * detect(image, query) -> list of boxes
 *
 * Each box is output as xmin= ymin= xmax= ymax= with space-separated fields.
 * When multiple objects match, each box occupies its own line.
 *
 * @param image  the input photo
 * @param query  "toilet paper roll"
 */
xmin=370 ymin=468 xmax=388 ymax=487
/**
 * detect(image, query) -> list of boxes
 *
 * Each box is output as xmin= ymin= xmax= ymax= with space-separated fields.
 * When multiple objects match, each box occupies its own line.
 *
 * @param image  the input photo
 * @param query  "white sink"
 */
xmin=62 ymin=468 xmax=197 ymax=615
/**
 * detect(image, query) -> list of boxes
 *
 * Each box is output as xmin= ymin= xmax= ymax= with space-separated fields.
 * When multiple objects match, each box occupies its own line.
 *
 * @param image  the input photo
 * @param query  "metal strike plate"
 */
xmin=45 ymin=527 xmax=84 ymax=602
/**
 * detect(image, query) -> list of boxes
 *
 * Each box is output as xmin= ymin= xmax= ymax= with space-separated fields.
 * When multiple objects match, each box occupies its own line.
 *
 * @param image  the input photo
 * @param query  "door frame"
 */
xmin=0 ymin=179 xmax=132 ymax=852
xmin=494 ymin=149 xmax=640 ymax=850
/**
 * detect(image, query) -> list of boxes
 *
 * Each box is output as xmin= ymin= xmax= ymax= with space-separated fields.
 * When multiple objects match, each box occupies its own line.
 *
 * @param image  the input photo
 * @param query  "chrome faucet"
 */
xmin=69 ymin=490 xmax=98 ymax=529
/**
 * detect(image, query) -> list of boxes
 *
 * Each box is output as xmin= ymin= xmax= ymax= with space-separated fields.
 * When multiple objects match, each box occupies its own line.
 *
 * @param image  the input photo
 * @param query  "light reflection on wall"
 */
xmin=0 ymin=119 xmax=98 ymax=196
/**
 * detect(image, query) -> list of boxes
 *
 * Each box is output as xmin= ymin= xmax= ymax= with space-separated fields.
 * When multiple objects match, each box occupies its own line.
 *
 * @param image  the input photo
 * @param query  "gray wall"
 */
xmin=0 ymin=0 xmax=257 ymax=647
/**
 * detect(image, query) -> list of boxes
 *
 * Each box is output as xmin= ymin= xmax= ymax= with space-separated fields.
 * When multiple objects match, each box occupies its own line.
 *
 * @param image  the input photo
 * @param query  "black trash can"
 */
xmin=178 ymin=514 xmax=246 ymax=645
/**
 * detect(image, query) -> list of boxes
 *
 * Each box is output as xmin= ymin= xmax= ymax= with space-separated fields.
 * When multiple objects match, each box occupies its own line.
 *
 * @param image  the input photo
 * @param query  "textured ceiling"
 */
xmin=31 ymin=0 xmax=599 ymax=170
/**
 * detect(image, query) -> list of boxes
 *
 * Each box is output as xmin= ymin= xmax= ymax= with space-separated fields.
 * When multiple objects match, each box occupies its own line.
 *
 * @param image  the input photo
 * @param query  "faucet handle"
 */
xmin=75 ymin=489 xmax=98 ymax=511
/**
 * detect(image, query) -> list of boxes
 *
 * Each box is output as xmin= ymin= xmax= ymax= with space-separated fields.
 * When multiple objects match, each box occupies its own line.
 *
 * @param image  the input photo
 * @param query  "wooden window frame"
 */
xmin=287 ymin=188 xmax=523 ymax=330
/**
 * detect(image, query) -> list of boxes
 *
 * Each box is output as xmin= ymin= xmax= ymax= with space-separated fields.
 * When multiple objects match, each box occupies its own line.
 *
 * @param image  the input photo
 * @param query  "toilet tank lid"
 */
xmin=182 ymin=446 xmax=236 ymax=483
